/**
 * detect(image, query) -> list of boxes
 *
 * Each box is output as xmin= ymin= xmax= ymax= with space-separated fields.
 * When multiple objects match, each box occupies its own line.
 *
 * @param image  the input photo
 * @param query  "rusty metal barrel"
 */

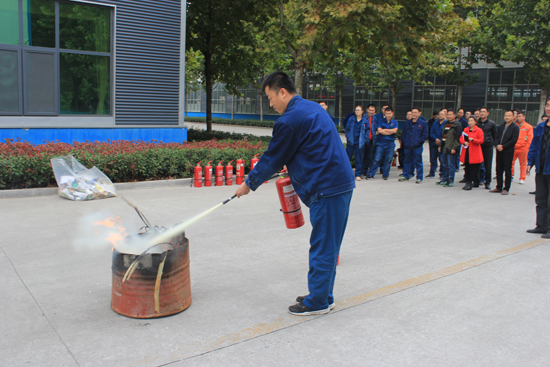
xmin=111 ymin=234 xmax=191 ymax=318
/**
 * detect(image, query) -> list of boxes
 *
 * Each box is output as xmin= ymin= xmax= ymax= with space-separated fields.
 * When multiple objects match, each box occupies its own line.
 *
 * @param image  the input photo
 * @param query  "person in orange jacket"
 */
xmin=512 ymin=111 xmax=534 ymax=184
xmin=460 ymin=116 xmax=485 ymax=190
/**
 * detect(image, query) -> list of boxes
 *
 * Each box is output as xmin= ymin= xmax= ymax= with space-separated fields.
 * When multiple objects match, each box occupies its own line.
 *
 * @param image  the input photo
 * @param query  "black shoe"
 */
xmin=366 ymin=175 xmax=374 ymax=180
xmin=529 ymin=191 xmax=536 ymax=195
xmin=472 ymin=182 xmax=480 ymax=188
xmin=485 ymin=184 xmax=491 ymax=190
xmin=459 ymin=178 xmax=467 ymax=183
xmin=527 ymin=227 xmax=546 ymax=234
xmin=383 ymin=176 xmax=388 ymax=180
xmin=296 ymin=295 xmax=335 ymax=310
xmin=426 ymin=174 xmax=435 ymax=178
xmin=288 ymin=301 xmax=330 ymax=315
xmin=542 ymin=232 xmax=550 ymax=239
xmin=462 ymin=184 xmax=472 ymax=190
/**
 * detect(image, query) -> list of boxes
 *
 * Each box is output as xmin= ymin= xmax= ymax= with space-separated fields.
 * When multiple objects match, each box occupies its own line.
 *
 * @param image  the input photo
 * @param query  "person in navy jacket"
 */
xmin=527 ymin=98 xmax=550 ymax=237
xmin=366 ymin=107 xmax=399 ymax=179
xmin=359 ymin=104 xmax=377 ymax=176
xmin=399 ymin=107 xmax=428 ymax=183
xmin=235 ymin=72 xmax=355 ymax=315
xmin=428 ymin=110 xmax=447 ymax=178
xmin=345 ymin=105 xmax=368 ymax=180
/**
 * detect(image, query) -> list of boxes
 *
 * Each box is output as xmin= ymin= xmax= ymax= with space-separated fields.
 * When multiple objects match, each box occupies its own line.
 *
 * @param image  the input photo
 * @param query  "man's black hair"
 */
xmin=473 ymin=109 xmax=480 ymax=113
xmin=366 ymin=103 xmax=376 ymax=109
xmin=385 ymin=107 xmax=394 ymax=113
xmin=505 ymin=110 xmax=515 ymax=115
xmin=261 ymin=71 xmax=297 ymax=94
xmin=412 ymin=107 xmax=421 ymax=112
xmin=517 ymin=110 xmax=525 ymax=116
xmin=439 ymin=109 xmax=446 ymax=113
xmin=458 ymin=108 xmax=465 ymax=113
xmin=432 ymin=111 xmax=438 ymax=116
xmin=447 ymin=109 xmax=456 ymax=115
xmin=480 ymin=106 xmax=489 ymax=112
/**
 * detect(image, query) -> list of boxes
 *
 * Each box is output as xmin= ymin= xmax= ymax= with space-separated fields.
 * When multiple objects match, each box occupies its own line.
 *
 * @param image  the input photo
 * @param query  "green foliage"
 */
xmin=186 ymin=126 xmax=272 ymax=142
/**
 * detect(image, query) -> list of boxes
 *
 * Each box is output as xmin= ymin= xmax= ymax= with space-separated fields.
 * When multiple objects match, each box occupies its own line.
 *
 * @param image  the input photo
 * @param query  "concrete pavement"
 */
xmin=1 ymin=148 xmax=549 ymax=367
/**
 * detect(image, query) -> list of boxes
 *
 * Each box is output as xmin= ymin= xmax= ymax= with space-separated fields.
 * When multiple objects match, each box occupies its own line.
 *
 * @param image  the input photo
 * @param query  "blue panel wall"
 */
xmin=1 ymin=128 xmax=187 ymax=145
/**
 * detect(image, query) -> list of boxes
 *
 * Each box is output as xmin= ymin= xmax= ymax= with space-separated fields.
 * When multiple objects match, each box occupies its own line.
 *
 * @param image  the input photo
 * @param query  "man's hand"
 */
xmin=451 ymin=149 xmax=456 ymax=154
xmin=436 ymin=138 xmax=441 ymax=145
xmin=469 ymin=137 xmax=474 ymax=142
xmin=438 ymin=147 xmax=441 ymax=153
xmin=464 ymin=142 xmax=469 ymax=147
xmin=235 ymin=182 xmax=251 ymax=198
xmin=527 ymin=166 xmax=532 ymax=176
xmin=497 ymin=144 xmax=504 ymax=151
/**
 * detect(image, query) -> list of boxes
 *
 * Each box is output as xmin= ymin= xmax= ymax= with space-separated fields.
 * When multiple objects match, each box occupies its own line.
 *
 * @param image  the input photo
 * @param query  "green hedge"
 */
xmin=186 ymin=127 xmax=271 ymax=143
xmin=0 ymin=139 xmax=268 ymax=190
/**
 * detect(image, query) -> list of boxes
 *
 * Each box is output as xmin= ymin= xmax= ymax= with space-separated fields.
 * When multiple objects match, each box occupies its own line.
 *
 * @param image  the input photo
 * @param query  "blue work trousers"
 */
xmin=368 ymin=140 xmax=395 ymax=178
xmin=362 ymin=139 xmax=375 ymax=174
xmin=303 ymin=190 xmax=353 ymax=310
xmin=455 ymin=146 xmax=462 ymax=171
xmin=443 ymin=153 xmax=458 ymax=183
xmin=346 ymin=143 xmax=363 ymax=177
xmin=429 ymin=144 xmax=440 ymax=176
xmin=403 ymin=146 xmax=424 ymax=180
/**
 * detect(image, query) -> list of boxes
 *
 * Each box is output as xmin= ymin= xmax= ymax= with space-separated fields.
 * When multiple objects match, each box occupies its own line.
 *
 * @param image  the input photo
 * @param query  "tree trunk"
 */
xmin=231 ymin=94 xmax=235 ymax=119
xmin=457 ymin=85 xmax=463 ymax=110
xmin=184 ymin=91 xmax=187 ymax=117
xmin=205 ymin=53 xmax=212 ymax=133
xmin=338 ymin=86 xmax=343 ymax=127
xmin=260 ymin=92 xmax=264 ymax=121
xmin=294 ymin=62 xmax=305 ymax=96
xmin=540 ymin=89 xmax=548 ymax=122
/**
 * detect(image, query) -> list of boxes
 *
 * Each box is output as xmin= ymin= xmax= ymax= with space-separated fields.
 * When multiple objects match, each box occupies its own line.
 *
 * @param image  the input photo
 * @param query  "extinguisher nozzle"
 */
xmin=222 ymin=194 xmax=237 ymax=205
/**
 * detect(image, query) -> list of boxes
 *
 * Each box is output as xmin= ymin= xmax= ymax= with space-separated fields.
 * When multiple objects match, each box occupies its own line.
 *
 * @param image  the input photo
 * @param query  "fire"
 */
xmin=94 ymin=216 xmax=128 ymax=248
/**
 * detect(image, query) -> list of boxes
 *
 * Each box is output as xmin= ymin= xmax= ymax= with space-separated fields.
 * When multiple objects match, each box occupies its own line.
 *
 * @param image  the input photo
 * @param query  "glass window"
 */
xmin=501 ymin=69 xmax=515 ymax=84
xmin=489 ymin=69 xmax=501 ymax=85
xmin=23 ymin=0 xmax=55 ymax=47
xmin=235 ymin=89 xmax=257 ymax=114
xmin=186 ymin=90 xmax=201 ymax=112
xmin=354 ymin=84 xmax=389 ymax=116
xmin=413 ymin=76 xmax=457 ymax=118
xmin=0 ymin=49 xmax=19 ymax=112
xmin=212 ymin=85 xmax=226 ymax=113
xmin=0 ymin=0 xmax=20 ymax=45
xmin=60 ymin=53 xmax=110 ymax=114
xmin=26 ymin=51 xmax=55 ymax=113
xmin=59 ymin=2 xmax=110 ymax=52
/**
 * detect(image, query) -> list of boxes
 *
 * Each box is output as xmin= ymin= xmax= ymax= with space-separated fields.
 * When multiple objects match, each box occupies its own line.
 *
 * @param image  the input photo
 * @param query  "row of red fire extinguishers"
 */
xmin=192 ymin=154 xmax=305 ymax=231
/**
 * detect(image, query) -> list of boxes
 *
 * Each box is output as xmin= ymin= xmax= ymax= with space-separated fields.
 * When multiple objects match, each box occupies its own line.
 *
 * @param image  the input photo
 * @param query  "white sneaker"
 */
xmin=519 ymin=180 xmax=525 ymax=184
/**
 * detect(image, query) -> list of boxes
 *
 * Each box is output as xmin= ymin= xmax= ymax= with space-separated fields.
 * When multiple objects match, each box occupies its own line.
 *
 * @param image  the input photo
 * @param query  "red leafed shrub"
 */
xmin=0 ymin=139 xmax=268 ymax=190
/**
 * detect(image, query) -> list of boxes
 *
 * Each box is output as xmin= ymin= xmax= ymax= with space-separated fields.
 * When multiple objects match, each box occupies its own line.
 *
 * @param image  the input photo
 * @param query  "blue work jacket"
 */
xmin=376 ymin=117 xmax=399 ymax=142
xmin=246 ymin=95 xmax=355 ymax=207
xmin=429 ymin=119 xmax=447 ymax=145
xmin=359 ymin=115 xmax=376 ymax=148
xmin=402 ymin=116 xmax=428 ymax=149
xmin=344 ymin=115 xmax=365 ymax=146
xmin=527 ymin=121 xmax=550 ymax=175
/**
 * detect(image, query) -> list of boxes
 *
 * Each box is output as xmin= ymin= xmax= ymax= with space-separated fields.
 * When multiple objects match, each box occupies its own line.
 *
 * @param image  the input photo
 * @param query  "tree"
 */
xmin=473 ymin=0 xmax=550 ymax=118
xmin=184 ymin=48 xmax=203 ymax=116
xmin=186 ymin=0 xmax=271 ymax=132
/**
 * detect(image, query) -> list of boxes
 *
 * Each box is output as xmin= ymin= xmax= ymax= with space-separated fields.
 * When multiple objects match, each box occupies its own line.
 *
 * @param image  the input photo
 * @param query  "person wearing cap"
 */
xmin=235 ymin=71 xmax=355 ymax=315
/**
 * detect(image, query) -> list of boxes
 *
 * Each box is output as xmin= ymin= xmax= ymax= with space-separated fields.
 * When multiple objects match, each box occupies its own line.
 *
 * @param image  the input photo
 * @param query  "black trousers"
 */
xmin=535 ymin=173 xmax=550 ymax=231
xmin=480 ymin=146 xmax=494 ymax=184
xmin=495 ymin=148 xmax=514 ymax=191
xmin=464 ymin=163 xmax=481 ymax=185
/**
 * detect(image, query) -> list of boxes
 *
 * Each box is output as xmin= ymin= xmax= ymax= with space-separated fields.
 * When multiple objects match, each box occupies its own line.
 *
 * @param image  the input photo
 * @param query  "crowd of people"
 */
xmin=337 ymin=102 xmax=550 ymax=196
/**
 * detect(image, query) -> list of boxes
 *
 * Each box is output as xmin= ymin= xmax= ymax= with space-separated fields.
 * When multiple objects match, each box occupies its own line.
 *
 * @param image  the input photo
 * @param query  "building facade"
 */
xmin=0 ymin=0 xmax=186 ymax=143
xmin=187 ymin=64 xmax=548 ymax=126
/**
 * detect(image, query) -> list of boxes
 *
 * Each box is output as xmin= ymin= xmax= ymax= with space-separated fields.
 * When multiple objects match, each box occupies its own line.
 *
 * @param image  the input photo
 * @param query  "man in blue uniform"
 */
xmin=366 ymin=107 xmax=399 ymax=180
xmin=235 ymin=72 xmax=355 ymax=316
xmin=399 ymin=107 xmax=428 ymax=183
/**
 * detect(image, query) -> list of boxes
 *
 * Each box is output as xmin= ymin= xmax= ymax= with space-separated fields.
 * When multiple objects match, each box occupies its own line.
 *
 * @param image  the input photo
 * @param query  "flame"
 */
xmin=94 ymin=216 xmax=128 ymax=248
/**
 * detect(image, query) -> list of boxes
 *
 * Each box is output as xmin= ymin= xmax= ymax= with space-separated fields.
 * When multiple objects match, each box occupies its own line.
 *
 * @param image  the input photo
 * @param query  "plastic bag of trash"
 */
xmin=51 ymin=155 xmax=117 ymax=201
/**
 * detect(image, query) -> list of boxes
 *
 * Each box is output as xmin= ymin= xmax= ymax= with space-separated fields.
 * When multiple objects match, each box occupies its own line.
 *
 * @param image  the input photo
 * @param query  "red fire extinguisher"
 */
xmin=204 ymin=161 xmax=213 ymax=187
xmin=193 ymin=161 xmax=203 ymax=188
xmin=236 ymin=158 xmax=245 ymax=185
xmin=215 ymin=161 xmax=224 ymax=186
xmin=225 ymin=160 xmax=234 ymax=186
xmin=275 ymin=172 xmax=305 ymax=229
xmin=250 ymin=153 xmax=268 ymax=184
xmin=250 ymin=154 xmax=259 ymax=171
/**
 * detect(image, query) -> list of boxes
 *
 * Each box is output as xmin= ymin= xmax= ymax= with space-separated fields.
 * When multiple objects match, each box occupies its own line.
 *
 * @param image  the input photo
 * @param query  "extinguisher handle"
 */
xmin=222 ymin=195 xmax=237 ymax=205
